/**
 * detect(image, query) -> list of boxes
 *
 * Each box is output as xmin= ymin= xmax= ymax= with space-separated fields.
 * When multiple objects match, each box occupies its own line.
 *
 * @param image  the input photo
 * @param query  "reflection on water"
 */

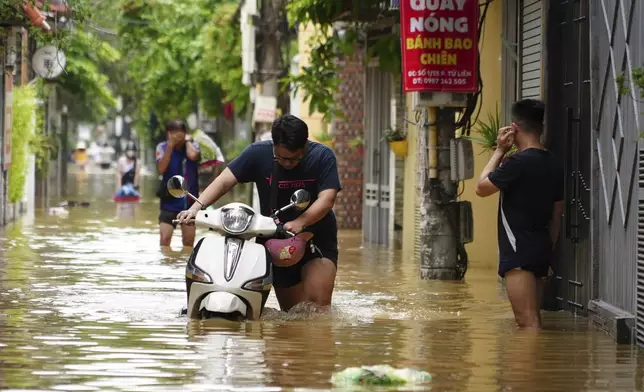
xmin=0 ymin=169 xmax=642 ymax=391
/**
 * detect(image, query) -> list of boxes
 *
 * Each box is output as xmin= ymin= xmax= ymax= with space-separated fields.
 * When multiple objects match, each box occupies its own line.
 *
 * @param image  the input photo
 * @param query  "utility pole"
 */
xmin=60 ymin=104 xmax=68 ymax=194
xmin=255 ymin=0 xmax=282 ymax=140
xmin=418 ymin=106 xmax=469 ymax=280
xmin=251 ymin=0 xmax=284 ymax=210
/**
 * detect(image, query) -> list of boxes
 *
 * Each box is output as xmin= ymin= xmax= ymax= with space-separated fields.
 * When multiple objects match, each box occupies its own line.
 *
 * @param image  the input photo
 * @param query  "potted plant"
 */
xmin=385 ymin=127 xmax=408 ymax=158
xmin=466 ymin=103 xmax=516 ymax=155
xmin=348 ymin=136 xmax=365 ymax=157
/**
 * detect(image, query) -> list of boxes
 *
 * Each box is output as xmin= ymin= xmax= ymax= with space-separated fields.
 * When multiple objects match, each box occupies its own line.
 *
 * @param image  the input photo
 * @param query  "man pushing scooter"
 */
xmin=176 ymin=114 xmax=341 ymax=312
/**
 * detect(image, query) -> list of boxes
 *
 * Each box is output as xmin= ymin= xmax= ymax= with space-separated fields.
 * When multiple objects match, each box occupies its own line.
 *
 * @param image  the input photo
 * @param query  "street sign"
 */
xmin=252 ymin=95 xmax=277 ymax=124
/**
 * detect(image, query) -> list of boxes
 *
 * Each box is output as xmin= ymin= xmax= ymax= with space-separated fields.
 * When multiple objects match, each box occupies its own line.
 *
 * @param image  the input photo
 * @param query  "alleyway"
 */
xmin=0 ymin=169 xmax=642 ymax=391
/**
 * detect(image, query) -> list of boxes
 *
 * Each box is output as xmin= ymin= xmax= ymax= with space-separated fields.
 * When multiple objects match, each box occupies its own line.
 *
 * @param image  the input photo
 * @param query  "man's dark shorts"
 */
xmin=159 ymin=209 xmax=180 ymax=229
xmin=272 ymin=238 xmax=338 ymax=289
xmin=499 ymin=259 xmax=552 ymax=279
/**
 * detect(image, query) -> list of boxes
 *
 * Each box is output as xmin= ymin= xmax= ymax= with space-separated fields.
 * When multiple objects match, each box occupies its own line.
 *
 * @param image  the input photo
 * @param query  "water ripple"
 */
xmin=0 ymin=173 xmax=642 ymax=391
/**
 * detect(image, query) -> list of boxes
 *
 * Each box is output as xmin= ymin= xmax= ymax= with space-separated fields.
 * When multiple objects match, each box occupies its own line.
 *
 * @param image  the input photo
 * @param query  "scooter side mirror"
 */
xmin=167 ymin=175 xmax=187 ymax=198
xmin=291 ymin=189 xmax=311 ymax=210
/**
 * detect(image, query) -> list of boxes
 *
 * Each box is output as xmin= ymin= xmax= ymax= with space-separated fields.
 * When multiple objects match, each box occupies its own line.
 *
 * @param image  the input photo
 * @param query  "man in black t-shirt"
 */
xmin=176 ymin=115 xmax=342 ymax=312
xmin=475 ymin=99 xmax=564 ymax=330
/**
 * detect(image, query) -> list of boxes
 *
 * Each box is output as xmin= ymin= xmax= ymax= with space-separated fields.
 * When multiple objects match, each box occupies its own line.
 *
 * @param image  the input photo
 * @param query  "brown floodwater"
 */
xmin=0 ymin=167 xmax=643 ymax=391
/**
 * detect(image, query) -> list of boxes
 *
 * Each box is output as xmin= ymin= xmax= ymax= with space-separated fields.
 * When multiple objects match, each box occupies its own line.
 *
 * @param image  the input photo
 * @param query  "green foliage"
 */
xmin=466 ymin=103 xmax=501 ymax=153
xmin=348 ymin=135 xmax=364 ymax=148
xmin=384 ymin=127 xmax=405 ymax=142
xmin=31 ymin=80 xmax=58 ymax=172
xmin=617 ymin=67 xmax=644 ymax=139
xmin=222 ymin=138 xmax=250 ymax=161
xmin=283 ymin=27 xmax=346 ymax=122
xmin=200 ymin=2 xmax=250 ymax=117
xmin=1 ymin=0 xmax=94 ymax=51
xmin=8 ymin=85 xmax=37 ymax=203
xmin=316 ymin=122 xmax=334 ymax=142
xmin=286 ymin=0 xmax=391 ymax=26
xmin=634 ymin=67 xmax=644 ymax=93
xmin=56 ymin=29 xmax=120 ymax=122
xmin=118 ymin=0 xmax=248 ymax=143
xmin=465 ymin=103 xmax=516 ymax=155
xmin=617 ymin=67 xmax=644 ymax=98
xmin=283 ymin=1 xmax=401 ymax=121
xmin=1 ymin=0 xmax=119 ymax=124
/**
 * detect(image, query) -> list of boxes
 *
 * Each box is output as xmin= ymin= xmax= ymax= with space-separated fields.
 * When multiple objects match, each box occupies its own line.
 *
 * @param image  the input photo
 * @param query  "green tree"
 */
xmin=117 ymin=0 xmax=248 ymax=143
xmin=54 ymin=29 xmax=121 ymax=123
xmin=284 ymin=1 xmax=401 ymax=121
xmin=8 ymin=85 xmax=37 ymax=203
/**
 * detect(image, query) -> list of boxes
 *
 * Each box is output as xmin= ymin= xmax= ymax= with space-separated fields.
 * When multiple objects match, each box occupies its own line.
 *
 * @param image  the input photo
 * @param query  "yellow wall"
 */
xmin=295 ymin=23 xmax=326 ymax=140
xmin=402 ymin=97 xmax=419 ymax=262
xmin=402 ymin=0 xmax=503 ymax=268
xmin=462 ymin=0 xmax=503 ymax=267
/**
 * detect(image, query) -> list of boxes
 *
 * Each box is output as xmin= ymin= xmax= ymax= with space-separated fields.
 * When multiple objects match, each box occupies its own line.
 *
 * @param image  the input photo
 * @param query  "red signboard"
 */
xmin=400 ymin=0 xmax=479 ymax=93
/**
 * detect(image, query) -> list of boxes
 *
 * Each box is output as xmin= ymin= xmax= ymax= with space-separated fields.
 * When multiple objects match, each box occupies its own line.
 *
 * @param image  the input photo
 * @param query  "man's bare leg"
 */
xmin=505 ymin=268 xmax=541 ymax=331
xmin=274 ymin=258 xmax=337 ymax=312
xmin=160 ymin=222 xmax=174 ymax=247
xmin=535 ymin=277 xmax=548 ymax=325
xmin=181 ymin=224 xmax=196 ymax=249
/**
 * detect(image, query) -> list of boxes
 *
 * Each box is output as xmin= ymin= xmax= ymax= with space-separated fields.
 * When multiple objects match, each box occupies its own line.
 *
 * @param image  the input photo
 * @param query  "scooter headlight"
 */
xmin=221 ymin=206 xmax=254 ymax=234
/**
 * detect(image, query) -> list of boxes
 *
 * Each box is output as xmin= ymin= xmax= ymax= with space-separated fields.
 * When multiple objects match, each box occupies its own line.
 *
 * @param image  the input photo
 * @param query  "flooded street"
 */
xmin=1 ymin=169 xmax=643 ymax=391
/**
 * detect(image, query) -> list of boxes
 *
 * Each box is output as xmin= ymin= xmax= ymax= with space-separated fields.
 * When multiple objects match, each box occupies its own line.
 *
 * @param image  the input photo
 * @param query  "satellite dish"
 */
xmin=32 ymin=45 xmax=66 ymax=80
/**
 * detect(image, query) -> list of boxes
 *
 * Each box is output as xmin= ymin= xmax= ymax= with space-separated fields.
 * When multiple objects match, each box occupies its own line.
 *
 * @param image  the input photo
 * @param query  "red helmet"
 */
xmin=264 ymin=235 xmax=307 ymax=267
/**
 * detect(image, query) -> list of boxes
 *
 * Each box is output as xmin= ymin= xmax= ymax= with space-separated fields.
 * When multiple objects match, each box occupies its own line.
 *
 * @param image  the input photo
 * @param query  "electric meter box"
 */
xmin=458 ymin=201 xmax=474 ymax=244
xmin=412 ymin=92 xmax=469 ymax=110
xmin=450 ymin=138 xmax=474 ymax=182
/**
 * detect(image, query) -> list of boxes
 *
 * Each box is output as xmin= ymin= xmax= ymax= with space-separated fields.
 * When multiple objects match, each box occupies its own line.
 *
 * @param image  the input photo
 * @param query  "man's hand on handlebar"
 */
xmin=175 ymin=208 xmax=198 ymax=225
xmin=284 ymin=219 xmax=306 ymax=235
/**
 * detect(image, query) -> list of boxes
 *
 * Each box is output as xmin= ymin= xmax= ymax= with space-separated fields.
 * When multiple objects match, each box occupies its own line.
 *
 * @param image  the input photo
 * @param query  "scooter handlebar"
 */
xmin=275 ymin=224 xmax=295 ymax=238
xmin=172 ymin=219 xmax=195 ymax=225
xmin=171 ymin=218 xmax=293 ymax=236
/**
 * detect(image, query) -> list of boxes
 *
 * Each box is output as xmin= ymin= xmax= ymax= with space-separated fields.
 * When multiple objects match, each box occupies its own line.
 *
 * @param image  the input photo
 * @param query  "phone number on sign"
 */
xmin=410 ymin=77 xmax=468 ymax=85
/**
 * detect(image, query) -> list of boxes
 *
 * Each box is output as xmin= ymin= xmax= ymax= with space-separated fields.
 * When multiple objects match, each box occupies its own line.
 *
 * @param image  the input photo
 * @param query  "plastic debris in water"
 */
xmin=331 ymin=365 xmax=432 ymax=387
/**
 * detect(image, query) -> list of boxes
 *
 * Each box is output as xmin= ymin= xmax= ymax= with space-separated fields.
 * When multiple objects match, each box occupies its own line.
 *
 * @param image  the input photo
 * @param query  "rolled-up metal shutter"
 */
xmin=519 ymin=0 xmax=543 ymax=99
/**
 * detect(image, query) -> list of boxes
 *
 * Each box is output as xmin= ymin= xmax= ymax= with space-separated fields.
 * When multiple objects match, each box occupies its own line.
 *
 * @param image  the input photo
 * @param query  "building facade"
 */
xmin=546 ymin=0 xmax=642 ymax=345
xmin=294 ymin=1 xmax=644 ymax=347
xmin=489 ymin=0 xmax=644 ymax=345
xmin=0 ymin=26 xmax=38 ymax=226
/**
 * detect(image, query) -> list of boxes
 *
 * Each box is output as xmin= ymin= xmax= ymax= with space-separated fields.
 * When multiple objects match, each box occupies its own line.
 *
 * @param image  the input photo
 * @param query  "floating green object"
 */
xmin=331 ymin=365 xmax=432 ymax=387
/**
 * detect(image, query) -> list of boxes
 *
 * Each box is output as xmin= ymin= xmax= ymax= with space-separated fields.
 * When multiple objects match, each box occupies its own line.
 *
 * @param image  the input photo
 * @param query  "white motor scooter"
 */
xmin=166 ymin=175 xmax=311 ymax=320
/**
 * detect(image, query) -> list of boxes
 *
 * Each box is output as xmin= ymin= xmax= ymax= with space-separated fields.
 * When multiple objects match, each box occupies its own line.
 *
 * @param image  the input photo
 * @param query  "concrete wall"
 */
xmin=460 ymin=0 xmax=503 ymax=269
xmin=0 ymin=28 xmax=39 ymax=225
